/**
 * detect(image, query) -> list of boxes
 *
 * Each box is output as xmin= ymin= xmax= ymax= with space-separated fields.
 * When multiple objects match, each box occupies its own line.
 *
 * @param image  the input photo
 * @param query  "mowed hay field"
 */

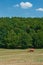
xmin=0 ymin=49 xmax=43 ymax=65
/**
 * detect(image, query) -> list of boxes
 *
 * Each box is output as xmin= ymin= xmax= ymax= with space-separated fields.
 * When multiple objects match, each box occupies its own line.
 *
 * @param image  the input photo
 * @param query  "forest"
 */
xmin=0 ymin=17 xmax=43 ymax=49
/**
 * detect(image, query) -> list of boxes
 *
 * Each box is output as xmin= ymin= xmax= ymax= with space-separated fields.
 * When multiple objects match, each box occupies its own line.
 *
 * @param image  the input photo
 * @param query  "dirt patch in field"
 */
xmin=0 ymin=61 xmax=43 ymax=65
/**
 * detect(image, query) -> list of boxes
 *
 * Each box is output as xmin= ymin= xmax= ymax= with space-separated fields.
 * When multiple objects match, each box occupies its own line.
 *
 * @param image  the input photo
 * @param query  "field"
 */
xmin=0 ymin=49 xmax=43 ymax=65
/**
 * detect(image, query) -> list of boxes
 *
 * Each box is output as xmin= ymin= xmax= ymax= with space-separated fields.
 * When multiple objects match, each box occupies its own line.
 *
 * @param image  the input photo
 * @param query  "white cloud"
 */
xmin=13 ymin=2 xmax=33 ymax=9
xmin=13 ymin=4 xmax=19 ymax=7
xmin=20 ymin=2 xmax=32 ymax=9
xmin=36 ymin=8 xmax=43 ymax=11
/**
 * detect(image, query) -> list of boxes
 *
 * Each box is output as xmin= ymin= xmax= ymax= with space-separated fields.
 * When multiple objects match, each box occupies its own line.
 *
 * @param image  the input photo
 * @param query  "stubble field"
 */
xmin=0 ymin=49 xmax=43 ymax=65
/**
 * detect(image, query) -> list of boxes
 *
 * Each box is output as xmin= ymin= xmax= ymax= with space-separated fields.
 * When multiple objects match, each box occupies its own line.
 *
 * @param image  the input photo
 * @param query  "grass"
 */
xmin=0 ymin=49 xmax=43 ymax=65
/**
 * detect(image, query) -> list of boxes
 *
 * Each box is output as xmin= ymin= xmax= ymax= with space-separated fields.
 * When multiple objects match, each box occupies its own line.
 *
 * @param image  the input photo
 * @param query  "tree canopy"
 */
xmin=0 ymin=17 xmax=43 ymax=49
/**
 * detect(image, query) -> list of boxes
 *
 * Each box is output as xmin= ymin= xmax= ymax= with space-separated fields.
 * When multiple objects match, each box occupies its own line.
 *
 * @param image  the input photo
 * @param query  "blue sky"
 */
xmin=0 ymin=0 xmax=43 ymax=17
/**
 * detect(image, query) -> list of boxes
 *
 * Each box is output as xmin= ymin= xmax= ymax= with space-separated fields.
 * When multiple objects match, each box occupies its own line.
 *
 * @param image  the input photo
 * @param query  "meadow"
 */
xmin=0 ymin=49 xmax=43 ymax=65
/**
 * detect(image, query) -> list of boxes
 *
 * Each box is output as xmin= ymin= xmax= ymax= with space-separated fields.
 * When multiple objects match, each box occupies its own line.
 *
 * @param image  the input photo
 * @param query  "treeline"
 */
xmin=0 ymin=17 xmax=43 ymax=49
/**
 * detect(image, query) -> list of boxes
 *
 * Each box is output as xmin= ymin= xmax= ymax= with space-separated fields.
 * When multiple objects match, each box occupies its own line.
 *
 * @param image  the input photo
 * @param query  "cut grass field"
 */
xmin=0 ymin=49 xmax=43 ymax=65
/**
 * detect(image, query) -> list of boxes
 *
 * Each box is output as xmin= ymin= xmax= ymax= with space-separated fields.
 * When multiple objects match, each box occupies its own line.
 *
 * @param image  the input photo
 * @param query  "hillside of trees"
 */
xmin=0 ymin=17 xmax=43 ymax=49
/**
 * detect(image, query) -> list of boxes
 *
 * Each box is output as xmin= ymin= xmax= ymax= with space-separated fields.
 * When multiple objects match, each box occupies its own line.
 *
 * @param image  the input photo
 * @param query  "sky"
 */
xmin=0 ymin=0 xmax=43 ymax=17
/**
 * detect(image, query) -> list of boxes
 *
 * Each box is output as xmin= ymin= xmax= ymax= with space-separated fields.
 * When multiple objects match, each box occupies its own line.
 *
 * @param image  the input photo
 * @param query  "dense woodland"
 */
xmin=0 ymin=17 xmax=43 ymax=49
